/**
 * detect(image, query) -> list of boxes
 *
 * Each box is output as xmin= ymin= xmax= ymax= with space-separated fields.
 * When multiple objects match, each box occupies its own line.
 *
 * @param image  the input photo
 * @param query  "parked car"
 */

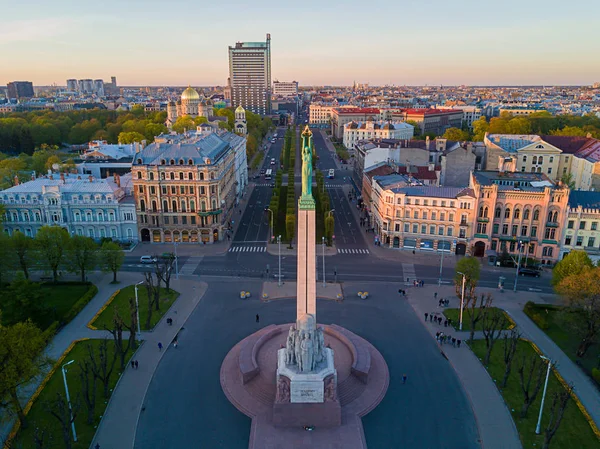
xmin=519 ymin=268 xmax=541 ymax=277
xmin=140 ymin=255 xmax=157 ymax=264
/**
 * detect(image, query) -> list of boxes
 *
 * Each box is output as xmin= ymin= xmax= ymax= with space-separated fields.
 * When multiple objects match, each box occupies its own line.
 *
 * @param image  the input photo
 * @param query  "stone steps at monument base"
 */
xmin=338 ymin=374 xmax=366 ymax=406
xmin=245 ymin=377 xmax=276 ymax=406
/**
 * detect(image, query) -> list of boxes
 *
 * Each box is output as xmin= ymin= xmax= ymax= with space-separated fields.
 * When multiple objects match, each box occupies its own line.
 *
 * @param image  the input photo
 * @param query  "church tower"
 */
xmin=235 ymin=105 xmax=247 ymax=135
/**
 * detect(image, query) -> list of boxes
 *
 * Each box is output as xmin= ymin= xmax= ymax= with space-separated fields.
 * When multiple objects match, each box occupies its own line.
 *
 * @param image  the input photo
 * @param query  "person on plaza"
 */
xmin=425 ymin=312 xmax=429 ymax=321
xmin=256 ymin=314 xmax=260 ymax=323
xmin=448 ymin=318 xmax=452 ymax=327
xmin=135 ymin=360 xmax=139 ymax=369
xmin=131 ymin=360 xmax=135 ymax=369
xmin=457 ymin=339 xmax=462 ymax=348
xmin=158 ymin=342 xmax=163 ymax=351
xmin=452 ymin=337 xmax=456 ymax=347
xmin=444 ymin=320 xmax=448 ymax=327
xmin=434 ymin=292 xmax=437 ymax=300
xmin=402 ymin=374 xmax=407 ymax=384
xmin=438 ymin=317 xmax=443 ymax=325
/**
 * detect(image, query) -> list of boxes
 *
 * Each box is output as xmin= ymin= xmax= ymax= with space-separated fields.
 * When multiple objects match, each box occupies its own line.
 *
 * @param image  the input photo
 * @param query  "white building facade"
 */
xmin=343 ymin=120 xmax=414 ymax=149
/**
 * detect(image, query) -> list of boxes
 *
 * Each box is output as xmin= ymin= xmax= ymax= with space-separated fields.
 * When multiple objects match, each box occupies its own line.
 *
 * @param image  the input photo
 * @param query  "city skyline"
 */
xmin=2 ymin=0 xmax=600 ymax=86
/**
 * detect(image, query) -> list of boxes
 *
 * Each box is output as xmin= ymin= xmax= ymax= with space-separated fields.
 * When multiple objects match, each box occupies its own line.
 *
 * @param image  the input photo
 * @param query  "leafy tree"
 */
xmin=405 ymin=120 xmax=421 ymax=136
xmin=44 ymin=155 xmax=61 ymax=172
xmin=555 ymin=267 xmax=600 ymax=357
xmin=550 ymin=126 xmax=588 ymax=137
xmin=68 ymin=235 xmax=97 ymax=282
xmin=560 ymin=172 xmax=576 ymax=189
xmin=506 ymin=117 xmax=532 ymax=135
xmin=286 ymin=214 xmax=295 ymax=248
xmin=551 ymin=250 xmax=594 ymax=286
xmin=0 ymin=278 xmax=47 ymax=325
xmin=0 ymin=320 xmax=52 ymax=428
xmin=442 ymin=127 xmax=470 ymax=141
xmin=130 ymin=104 xmax=145 ymax=117
xmin=10 ymin=230 xmax=34 ymax=279
xmin=325 ymin=215 xmax=334 ymax=246
xmin=100 ymin=241 xmax=124 ymax=283
xmin=472 ymin=117 xmax=490 ymax=141
xmin=454 ymin=256 xmax=480 ymax=299
xmin=0 ymin=231 xmax=12 ymax=285
xmin=118 ymin=131 xmax=145 ymax=144
xmin=172 ymin=115 xmax=195 ymax=134
xmin=193 ymin=116 xmax=208 ymax=125
xmin=35 ymin=226 xmax=71 ymax=282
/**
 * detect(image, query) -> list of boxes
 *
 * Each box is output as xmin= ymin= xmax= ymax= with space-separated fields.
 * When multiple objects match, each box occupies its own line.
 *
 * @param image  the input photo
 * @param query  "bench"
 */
xmin=239 ymin=325 xmax=281 ymax=384
xmin=327 ymin=324 xmax=371 ymax=384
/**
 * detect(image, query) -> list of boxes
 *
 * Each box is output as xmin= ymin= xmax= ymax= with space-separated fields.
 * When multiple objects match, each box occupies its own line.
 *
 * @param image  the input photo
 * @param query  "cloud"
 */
xmin=0 ymin=18 xmax=76 ymax=44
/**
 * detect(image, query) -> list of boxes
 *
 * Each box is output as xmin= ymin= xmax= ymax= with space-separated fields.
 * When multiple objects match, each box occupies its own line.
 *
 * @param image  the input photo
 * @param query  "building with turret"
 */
xmin=166 ymin=86 xmax=215 ymax=127
xmin=235 ymin=105 xmax=247 ymax=135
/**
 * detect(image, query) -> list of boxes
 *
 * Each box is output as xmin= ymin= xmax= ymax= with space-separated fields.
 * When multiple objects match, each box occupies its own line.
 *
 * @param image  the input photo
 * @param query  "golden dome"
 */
xmin=181 ymin=86 xmax=200 ymax=101
xmin=235 ymin=105 xmax=245 ymax=113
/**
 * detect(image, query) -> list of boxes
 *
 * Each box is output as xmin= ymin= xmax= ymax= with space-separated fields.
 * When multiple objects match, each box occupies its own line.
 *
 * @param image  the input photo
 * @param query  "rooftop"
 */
xmin=391 ymin=186 xmax=475 ymax=199
xmin=333 ymin=107 xmax=380 ymax=115
xmin=568 ymin=190 xmax=600 ymax=209
xmin=1 ymin=173 xmax=119 ymax=195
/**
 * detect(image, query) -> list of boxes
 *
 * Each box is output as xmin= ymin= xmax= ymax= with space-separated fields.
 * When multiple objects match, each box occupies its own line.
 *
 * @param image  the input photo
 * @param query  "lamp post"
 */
xmin=267 ymin=208 xmax=274 ymax=243
xmin=134 ymin=280 xmax=143 ymax=339
xmin=173 ymin=238 xmax=179 ymax=280
xmin=536 ymin=355 xmax=553 ymax=434
xmin=322 ymin=236 xmax=326 ymax=287
xmin=513 ymin=240 xmax=523 ymax=292
xmin=61 ymin=360 xmax=77 ymax=442
xmin=326 ymin=209 xmax=335 ymax=245
xmin=438 ymin=239 xmax=445 ymax=286
xmin=457 ymin=271 xmax=466 ymax=331
xmin=277 ymin=235 xmax=282 ymax=286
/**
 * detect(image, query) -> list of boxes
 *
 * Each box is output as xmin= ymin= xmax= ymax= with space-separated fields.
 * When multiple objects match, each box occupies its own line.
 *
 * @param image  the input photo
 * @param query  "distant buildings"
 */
xmin=7 ymin=81 xmax=34 ymax=100
xmin=343 ymin=119 xmax=414 ymax=149
xmin=561 ymin=191 xmax=600 ymax=262
xmin=166 ymin=86 xmax=215 ymax=127
xmin=330 ymin=107 xmax=381 ymax=139
xmin=309 ymin=104 xmax=337 ymax=127
xmin=0 ymin=173 xmax=138 ymax=242
xmin=273 ymin=81 xmax=298 ymax=98
xmin=382 ymin=108 xmax=463 ymax=136
xmin=484 ymin=133 xmax=600 ymax=190
xmin=132 ymin=127 xmax=247 ymax=244
xmin=65 ymin=76 xmax=117 ymax=96
xmin=228 ymin=34 xmax=272 ymax=115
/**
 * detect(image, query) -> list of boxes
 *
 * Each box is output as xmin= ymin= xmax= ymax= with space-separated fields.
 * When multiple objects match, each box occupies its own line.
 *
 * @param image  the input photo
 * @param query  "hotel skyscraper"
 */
xmin=228 ymin=33 xmax=271 ymax=115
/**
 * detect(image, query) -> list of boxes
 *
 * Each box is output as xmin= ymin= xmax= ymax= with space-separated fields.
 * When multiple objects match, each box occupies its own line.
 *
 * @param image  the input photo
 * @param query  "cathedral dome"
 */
xmin=181 ymin=86 xmax=200 ymax=101
xmin=235 ymin=105 xmax=245 ymax=113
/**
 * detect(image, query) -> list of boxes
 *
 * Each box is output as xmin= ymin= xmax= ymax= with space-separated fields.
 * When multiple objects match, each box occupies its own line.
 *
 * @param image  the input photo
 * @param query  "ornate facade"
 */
xmin=166 ymin=86 xmax=215 ymax=128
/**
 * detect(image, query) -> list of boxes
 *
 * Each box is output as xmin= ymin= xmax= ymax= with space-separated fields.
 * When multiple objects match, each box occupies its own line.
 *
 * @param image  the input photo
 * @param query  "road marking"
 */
xmin=337 ymin=248 xmax=369 ymax=254
xmin=229 ymin=245 xmax=266 ymax=253
xmin=402 ymin=263 xmax=416 ymax=282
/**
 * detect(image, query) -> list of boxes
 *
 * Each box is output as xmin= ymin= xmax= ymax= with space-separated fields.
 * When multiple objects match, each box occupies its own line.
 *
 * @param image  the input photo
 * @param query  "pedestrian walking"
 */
xmin=457 ymin=339 xmax=462 ymax=348
xmin=434 ymin=292 xmax=438 ymax=300
xmin=256 ymin=314 xmax=260 ymax=323
xmin=438 ymin=317 xmax=443 ymax=325
xmin=131 ymin=360 xmax=135 ymax=369
xmin=452 ymin=337 xmax=456 ymax=347
xmin=448 ymin=318 xmax=452 ymax=327
xmin=425 ymin=312 xmax=429 ymax=321
xmin=444 ymin=320 xmax=448 ymax=327
xmin=158 ymin=342 xmax=163 ymax=351
xmin=135 ymin=360 xmax=139 ymax=369
xmin=402 ymin=374 xmax=407 ymax=384
xmin=435 ymin=331 xmax=440 ymax=341
xmin=173 ymin=339 xmax=178 ymax=349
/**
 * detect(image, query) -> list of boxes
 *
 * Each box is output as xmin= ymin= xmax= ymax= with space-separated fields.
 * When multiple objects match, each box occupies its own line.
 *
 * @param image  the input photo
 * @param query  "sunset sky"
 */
xmin=2 ymin=0 xmax=599 ymax=86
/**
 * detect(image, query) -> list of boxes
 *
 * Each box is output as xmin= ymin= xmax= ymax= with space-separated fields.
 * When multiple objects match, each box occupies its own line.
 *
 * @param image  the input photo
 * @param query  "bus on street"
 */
xmin=265 ymin=169 xmax=273 ymax=180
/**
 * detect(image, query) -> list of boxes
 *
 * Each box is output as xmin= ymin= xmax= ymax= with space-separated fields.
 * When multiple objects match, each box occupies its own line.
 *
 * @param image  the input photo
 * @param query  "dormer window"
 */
xmin=160 ymin=159 xmax=166 ymax=165
xmin=188 ymin=159 xmax=193 ymax=165
xmin=170 ymin=159 xmax=175 ymax=165
xmin=137 ymin=158 xmax=142 ymax=164
xmin=535 ymin=144 xmax=544 ymax=149
xmin=179 ymin=159 xmax=184 ymax=165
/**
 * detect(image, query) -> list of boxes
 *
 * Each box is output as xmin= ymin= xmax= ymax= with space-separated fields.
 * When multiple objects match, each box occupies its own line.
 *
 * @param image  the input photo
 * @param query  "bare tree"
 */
xmin=32 ymin=423 xmax=52 ymax=449
xmin=105 ymin=307 xmax=134 ymax=370
xmin=77 ymin=357 xmax=97 ymax=425
xmin=543 ymin=384 xmax=573 ymax=449
xmin=501 ymin=329 xmax=521 ymax=388
xmin=154 ymin=254 xmax=175 ymax=292
xmin=44 ymin=392 xmax=80 ymax=449
xmin=128 ymin=295 xmax=138 ymax=350
xmin=143 ymin=271 xmax=157 ymax=328
xmin=87 ymin=340 xmax=117 ymax=399
xmin=481 ymin=303 xmax=508 ymax=365
xmin=517 ymin=354 xmax=546 ymax=418
xmin=467 ymin=293 xmax=490 ymax=344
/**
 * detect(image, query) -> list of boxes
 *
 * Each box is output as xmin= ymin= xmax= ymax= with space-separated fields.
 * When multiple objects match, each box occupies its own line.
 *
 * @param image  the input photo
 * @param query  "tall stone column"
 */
xmin=296 ymin=197 xmax=316 ymax=322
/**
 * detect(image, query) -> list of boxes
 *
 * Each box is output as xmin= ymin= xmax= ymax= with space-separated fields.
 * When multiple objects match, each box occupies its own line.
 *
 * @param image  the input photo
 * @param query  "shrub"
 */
xmin=592 ymin=368 xmax=600 ymax=384
xmin=523 ymin=301 xmax=536 ymax=317
xmin=531 ymin=312 xmax=549 ymax=330
xmin=61 ymin=283 xmax=98 ymax=324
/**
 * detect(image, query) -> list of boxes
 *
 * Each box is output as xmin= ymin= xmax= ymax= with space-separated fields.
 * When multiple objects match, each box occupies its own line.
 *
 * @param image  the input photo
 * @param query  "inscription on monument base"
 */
xmin=290 ymin=380 xmax=324 ymax=403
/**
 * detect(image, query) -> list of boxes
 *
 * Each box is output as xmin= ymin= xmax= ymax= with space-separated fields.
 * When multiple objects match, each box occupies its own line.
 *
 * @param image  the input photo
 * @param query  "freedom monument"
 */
xmin=221 ymin=126 xmax=389 ymax=448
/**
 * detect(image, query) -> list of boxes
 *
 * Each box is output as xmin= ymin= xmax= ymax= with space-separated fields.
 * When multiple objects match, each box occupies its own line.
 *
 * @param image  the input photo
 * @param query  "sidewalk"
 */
xmin=90 ymin=279 xmax=208 ymax=449
xmin=406 ymin=284 xmax=522 ymax=449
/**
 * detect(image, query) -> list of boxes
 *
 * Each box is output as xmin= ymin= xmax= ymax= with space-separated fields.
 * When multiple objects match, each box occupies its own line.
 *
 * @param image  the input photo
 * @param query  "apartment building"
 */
xmin=343 ymin=119 xmax=414 ymax=149
xmin=560 ymin=191 xmax=600 ymax=262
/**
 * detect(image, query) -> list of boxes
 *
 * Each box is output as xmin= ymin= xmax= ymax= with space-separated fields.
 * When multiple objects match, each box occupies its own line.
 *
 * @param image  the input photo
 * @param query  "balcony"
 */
xmin=198 ymin=209 xmax=222 ymax=217
xmin=474 ymin=234 xmax=489 ymax=239
xmin=460 ymin=220 xmax=470 ymax=226
xmin=546 ymin=222 xmax=559 ymax=228
xmin=476 ymin=217 xmax=489 ymax=223
xmin=542 ymin=239 xmax=558 ymax=245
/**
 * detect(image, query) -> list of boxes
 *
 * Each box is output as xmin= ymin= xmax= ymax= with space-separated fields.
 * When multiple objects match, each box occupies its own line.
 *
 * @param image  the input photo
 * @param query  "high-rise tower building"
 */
xmin=7 ymin=81 xmax=34 ymax=100
xmin=228 ymin=33 xmax=271 ymax=115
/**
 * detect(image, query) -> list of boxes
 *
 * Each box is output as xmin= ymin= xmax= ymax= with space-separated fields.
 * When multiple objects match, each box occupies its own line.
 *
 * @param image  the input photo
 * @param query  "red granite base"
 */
xmin=220 ymin=324 xmax=389 ymax=449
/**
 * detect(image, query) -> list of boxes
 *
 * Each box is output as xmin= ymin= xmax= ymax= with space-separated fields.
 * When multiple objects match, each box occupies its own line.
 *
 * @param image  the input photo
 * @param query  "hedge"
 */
xmin=61 ymin=283 xmax=98 ymax=325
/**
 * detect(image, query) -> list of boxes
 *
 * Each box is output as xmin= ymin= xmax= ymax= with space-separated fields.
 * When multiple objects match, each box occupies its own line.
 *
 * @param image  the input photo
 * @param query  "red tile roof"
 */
xmin=397 ymin=165 xmax=440 ymax=180
xmin=333 ymin=107 xmax=380 ymax=115
xmin=399 ymin=108 xmax=462 ymax=116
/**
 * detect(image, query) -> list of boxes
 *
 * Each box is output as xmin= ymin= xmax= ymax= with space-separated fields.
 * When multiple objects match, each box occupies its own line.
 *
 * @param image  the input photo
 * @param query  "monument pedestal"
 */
xmin=273 ymin=347 xmax=341 ymax=428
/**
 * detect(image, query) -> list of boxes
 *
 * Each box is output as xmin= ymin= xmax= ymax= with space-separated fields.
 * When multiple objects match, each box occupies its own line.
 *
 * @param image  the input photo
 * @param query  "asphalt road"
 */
xmin=134 ymin=280 xmax=480 ymax=449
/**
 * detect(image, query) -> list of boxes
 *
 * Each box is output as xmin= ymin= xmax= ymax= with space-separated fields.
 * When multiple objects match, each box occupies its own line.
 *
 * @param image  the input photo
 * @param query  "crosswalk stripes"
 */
xmin=178 ymin=256 xmax=204 ymax=275
xmin=336 ymin=248 xmax=370 ymax=254
xmin=402 ymin=263 xmax=416 ymax=283
xmin=228 ymin=245 xmax=267 ymax=253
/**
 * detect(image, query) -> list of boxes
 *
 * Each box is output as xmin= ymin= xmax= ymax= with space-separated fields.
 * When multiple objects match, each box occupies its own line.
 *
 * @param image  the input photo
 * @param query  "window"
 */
xmin=447 ymin=227 xmax=453 ymax=236
xmin=440 ymin=213 xmax=445 ymax=221
xmin=514 ymin=209 xmax=520 ymax=219
xmin=542 ymin=247 xmax=553 ymax=257
xmin=149 ymin=172 xmax=154 ymax=180
xmin=422 ymin=211 xmax=428 ymax=220
xmin=172 ymin=200 xmax=177 ymax=212
xmin=549 ymin=156 xmax=554 ymax=163
xmin=162 ymin=186 xmax=167 ymax=195
xmin=565 ymin=235 xmax=572 ymax=246
xmin=404 ymin=223 xmax=409 ymax=232
xmin=477 ymin=223 xmax=487 ymax=234
xmin=592 ymin=222 xmax=598 ymax=231
xmin=449 ymin=213 xmax=454 ymax=221
xmin=589 ymin=237 xmax=596 ymax=247
xmin=179 ymin=173 xmax=184 ymax=180
xmin=189 ymin=186 xmax=194 ymax=194
xmin=200 ymin=172 xmax=205 ymax=181
xmin=495 ymin=207 xmax=501 ymax=218
xmin=190 ymin=200 xmax=196 ymax=212
xmin=140 ymin=200 xmax=146 ymax=212
xmin=567 ymin=220 xmax=574 ymax=229
xmin=523 ymin=155 xmax=527 ymax=162
xmin=180 ymin=186 xmax=185 ymax=194
xmin=429 ymin=225 xmax=435 ymax=234
xmin=539 ymin=156 xmax=543 ymax=164
xmin=547 ymin=167 xmax=552 ymax=174
xmin=504 ymin=208 xmax=511 ymax=219
xmin=138 ymin=185 xmax=143 ymax=193
xmin=415 ymin=199 xmax=420 ymax=205
xmin=412 ymin=224 xmax=418 ymax=233
xmin=182 ymin=216 xmax=187 ymax=225
xmin=189 ymin=173 xmax=193 ymax=180
xmin=424 ymin=200 xmax=428 ymax=206
xmin=579 ymin=221 xmax=586 ymax=230
xmin=396 ymin=210 xmax=401 ymax=219
xmin=171 ymin=186 xmax=176 ymax=194
xmin=201 ymin=186 xmax=206 ymax=195
xmin=523 ymin=209 xmax=530 ymax=220
xmin=173 ymin=216 xmax=178 ymax=224
xmin=511 ymin=225 xmax=518 ymax=236
xmin=405 ymin=210 xmax=410 ymax=218
xmin=531 ymin=226 xmax=537 ymax=237
xmin=502 ymin=224 xmax=509 ymax=235
xmin=432 ymin=212 xmax=437 ymax=220
xmin=150 ymin=186 xmax=155 ymax=195
xmin=394 ymin=223 xmax=400 ymax=232
xmin=479 ymin=206 xmax=484 ymax=217
xmin=164 ymin=216 xmax=169 ymax=224
xmin=137 ymin=172 xmax=142 ymax=179
xmin=491 ymin=240 xmax=498 ymax=250
xmin=160 ymin=159 xmax=166 ymax=165
xmin=544 ymin=228 xmax=556 ymax=239
xmin=438 ymin=226 xmax=444 ymax=235
xmin=532 ymin=156 xmax=538 ymax=164
xmin=191 ymin=216 xmax=196 ymax=224
xmin=421 ymin=224 xmax=426 ymax=234
xmin=161 ymin=173 xmax=165 ymax=180
xmin=521 ymin=226 xmax=528 ymax=236
xmin=413 ymin=210 xmax=418 ymax=219
xmin=533 ymin=209 xmax=540 ymax=221
xmin=170 ymin=173 xmax=175 ymax=180
xmin=493 ymin=224 xmax=499 ymax=234
xmin=576 ymin=236 xmax=583 ymax=246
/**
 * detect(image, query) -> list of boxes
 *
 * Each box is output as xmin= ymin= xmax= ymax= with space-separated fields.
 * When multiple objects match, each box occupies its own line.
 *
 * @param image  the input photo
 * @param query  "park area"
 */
xmin=470 ymin=339 xmax=599 ymax=449
xmin=10 ymin=339 xmax=135 ymax=449
xmin=443 ymin=307 xmax=513 ymax=332
xmin=89 ymin=284 xmax=179 ymax=331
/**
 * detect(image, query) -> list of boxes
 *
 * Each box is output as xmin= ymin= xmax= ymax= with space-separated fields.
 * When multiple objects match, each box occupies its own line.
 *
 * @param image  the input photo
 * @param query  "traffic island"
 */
xmin=261 ymin=281 xmax=342 ymax=301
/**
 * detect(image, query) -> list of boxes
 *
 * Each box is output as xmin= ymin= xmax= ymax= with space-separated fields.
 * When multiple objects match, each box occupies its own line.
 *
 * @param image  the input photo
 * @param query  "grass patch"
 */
xmin=275 ymin=185 xmax=289 ymax=242
xmin=443 ymin=307 xmax=513 ymax=332
xmin=13 ymin=339 xmax=134 ymax=449
xmin=89 ymin=284 xmax=179 ymax=331
xmin=524 ymin=303 xmax=600 ymax=387
xmin=34 ymin=283 xmax=96 ymax=330
xmin=470 ymin=339 xmax=599 ymax=449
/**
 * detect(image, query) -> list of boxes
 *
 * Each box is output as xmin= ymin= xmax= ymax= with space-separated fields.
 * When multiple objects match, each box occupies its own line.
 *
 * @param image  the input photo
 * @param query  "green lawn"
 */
xmin=38 ymin=283 xmax=95 ymax=330
xmin=470 ymin=339 xmax=599 ymax=449
xmin=443 ymin=307 xmax=513 ymax=332
xmin=13 ymin=339 xmax=134 ymax=449
xmin=527 ymin=306 xmax=600 ymax=385
xmin=90 ymin=284 xmax=179 ymax=331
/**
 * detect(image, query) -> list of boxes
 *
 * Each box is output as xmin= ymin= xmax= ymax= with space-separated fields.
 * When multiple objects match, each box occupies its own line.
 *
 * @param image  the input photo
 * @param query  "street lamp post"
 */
xmin=173 ymin=239 xmax=179 ymax=280
xmin=134 ymin=281 xmax=143 ymax=339
xmin=61 ymin=360 xmax=77 ymax=442
xmin=267 ymin=208 xmax=274 ymax=243
xmin=278 ymin=235 xmax=282 ymax=286
xmin=326 ymin=209 xmax=335 ymax=245
xmin=322 ymin=236 xmax=326 ymax=287
xmin=457 ymin=271 xmax=467 ymax=331
xmin=536 ymin=355 xmax=553 ymax=434
xmin=513 ymin=240 xmax=523 ymax=292
xmin=438 ymin=239 xmax=445 ymax=286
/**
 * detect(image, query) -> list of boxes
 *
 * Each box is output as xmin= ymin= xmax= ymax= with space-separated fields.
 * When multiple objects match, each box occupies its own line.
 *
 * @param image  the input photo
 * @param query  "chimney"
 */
xmin=587 ymin=132 xmax=593 ymax=138
xmin=466 ymin=142 xmax=473 ymax=152
xmin=115 ymin=174 xmax=121 ymax=187
xmin=31 ymin=173 xmax=35 ymax=181
xmin=13 ymin=175 xmax=19 ymax=185
xmin=113 ymin=173 xmax=117 ymax=183
xmin=77 ymin=175 xmax=81 ymax=180
xmin=49 ymin=175 xmax=53 ymax=180
xmin=426 ymin=135 xmax=430 ymax=150
xmin=60 ymin=173 xmax=65 ymax=184
xmin=89 ymin=175 xmax=93 ymax=183
xmin=428 ymin=163 xmax=435 ymax=172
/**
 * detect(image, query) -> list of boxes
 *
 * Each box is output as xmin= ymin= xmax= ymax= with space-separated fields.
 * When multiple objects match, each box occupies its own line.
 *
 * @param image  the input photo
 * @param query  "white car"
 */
xmin=140 ymin=255 xmax=157 ymax=264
